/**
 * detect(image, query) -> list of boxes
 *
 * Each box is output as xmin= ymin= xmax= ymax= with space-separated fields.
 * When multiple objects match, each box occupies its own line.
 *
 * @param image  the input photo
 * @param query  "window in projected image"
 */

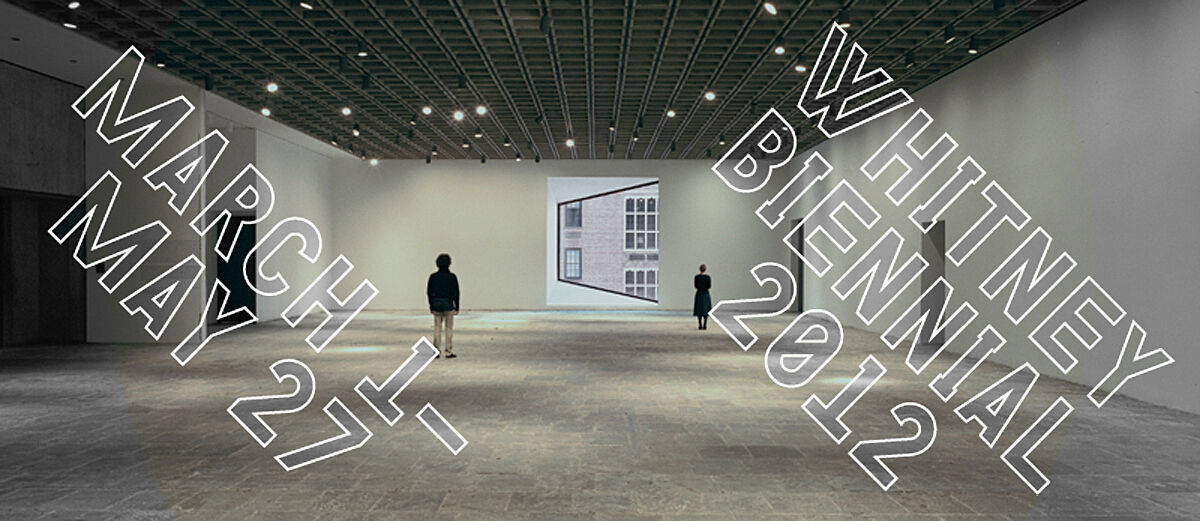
xmin=556 ymin=181 xmax=659 ymax=302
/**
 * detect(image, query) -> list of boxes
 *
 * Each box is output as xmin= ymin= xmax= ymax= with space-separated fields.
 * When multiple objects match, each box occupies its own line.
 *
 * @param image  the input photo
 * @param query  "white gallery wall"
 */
xmin=790 ymin=0 xmax=1200 ymax=414
xmin=330 ymin=160 xmax=787 ymax=311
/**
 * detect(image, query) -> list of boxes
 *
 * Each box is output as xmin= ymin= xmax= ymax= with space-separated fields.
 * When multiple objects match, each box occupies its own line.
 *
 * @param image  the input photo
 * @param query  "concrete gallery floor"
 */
xmin=2 ymin=311 xmax=1199 ymax=520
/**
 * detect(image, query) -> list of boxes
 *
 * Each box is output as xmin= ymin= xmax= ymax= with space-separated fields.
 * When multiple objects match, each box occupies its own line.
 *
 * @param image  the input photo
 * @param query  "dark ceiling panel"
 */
xmin=16 ymin=0 xmax=1087 ymax=160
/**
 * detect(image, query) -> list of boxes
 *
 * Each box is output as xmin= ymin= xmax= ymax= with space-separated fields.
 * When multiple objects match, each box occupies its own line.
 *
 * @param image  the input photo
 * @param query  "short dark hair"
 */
xmin=436 ymin=253 xmax=452 ymax=270
xmin=699 ymin=263 xmax=707 ymax=273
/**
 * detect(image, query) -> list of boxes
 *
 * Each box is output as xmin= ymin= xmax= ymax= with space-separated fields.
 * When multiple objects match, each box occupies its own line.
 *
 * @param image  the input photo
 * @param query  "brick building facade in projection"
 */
xmin=557 ymin=181 xmax=659 ymax=302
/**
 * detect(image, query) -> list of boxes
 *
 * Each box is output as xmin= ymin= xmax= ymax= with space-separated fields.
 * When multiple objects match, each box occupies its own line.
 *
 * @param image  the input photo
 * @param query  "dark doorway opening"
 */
xmin=0 ymin=190 xmax=87 ymax=346
xmin=789 ymin=219 xmax=805 ymax=313
xmin=215 ymin=216 xmax=256 ymax=323
xmin=920 ymin=220 xmax=947 ymax=345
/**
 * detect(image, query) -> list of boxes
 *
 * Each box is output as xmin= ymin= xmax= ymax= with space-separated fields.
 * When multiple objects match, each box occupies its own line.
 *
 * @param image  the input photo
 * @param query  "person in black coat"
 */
xmin=427 ymin=253 xmax=460 ymax=358
xmin=694 ymin=264 xmax=712 ymax=330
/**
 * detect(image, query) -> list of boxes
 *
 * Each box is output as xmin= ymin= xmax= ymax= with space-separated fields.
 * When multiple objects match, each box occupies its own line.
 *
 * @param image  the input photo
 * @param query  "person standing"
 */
xmin=694 ymin=264 xmax=712 ymax=330
xmin=427 ymin=253 xmax=460 ymax=358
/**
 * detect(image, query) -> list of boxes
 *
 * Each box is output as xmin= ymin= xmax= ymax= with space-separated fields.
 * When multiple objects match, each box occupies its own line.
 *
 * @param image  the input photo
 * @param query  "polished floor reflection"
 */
xmin=2 ymin=311 xmax=1197 ymax=520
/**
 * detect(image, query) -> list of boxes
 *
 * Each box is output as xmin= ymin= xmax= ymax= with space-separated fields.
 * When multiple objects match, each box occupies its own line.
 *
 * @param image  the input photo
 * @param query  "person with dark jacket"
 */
xmin=427 ymin=253 xmax=460 ymax=358
xmin=694 ymin=264 xmax=712 ymax=330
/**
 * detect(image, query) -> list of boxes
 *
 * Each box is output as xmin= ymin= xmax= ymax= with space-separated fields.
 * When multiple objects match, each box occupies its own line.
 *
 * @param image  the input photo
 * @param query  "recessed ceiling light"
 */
xmin=453 ymin=110 xmax=465 ymax=121
xmin=794 ymin=64 xmax=807 ymax=73
xmin=475 ymin=105 xmax=487 ymax=116
xmin=299 ymin=1 xmax=314 ymax=9
xmin=156 ymin=62 xmax=165 ymax=68
xmin=341 ymin=107 xmax=352 ymax=116
xmin=67 ymin=1 xmax=80 ymax=9
xmin=369 ymin=158 xmax=379 ymax=166
xmin=763 ymin=2 xmax=777 ymax=15
xmin=260 ymin=107 xmax=271 ymax=117
xmin=421 ymin=105 xmax=432 ymax=115
xmin=266 ymin=82 xmax=279 ymax=93
xmin=704 ymin=91 xmax=716 ymax=101
xmin=773 ymin=45 xmax=785 ymax=55
xmin=666 ymin=109 xmax=676 ymax=118
xmin=565 ymin=138 xmax=575 ymax=147
xmin=62 ymin=22 xmax=78 ymax=30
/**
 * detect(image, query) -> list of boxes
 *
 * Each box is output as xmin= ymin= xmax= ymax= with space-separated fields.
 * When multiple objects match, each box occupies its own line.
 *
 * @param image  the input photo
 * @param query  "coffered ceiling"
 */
xmin=10 ymin=0 xmax=1087 ymax=160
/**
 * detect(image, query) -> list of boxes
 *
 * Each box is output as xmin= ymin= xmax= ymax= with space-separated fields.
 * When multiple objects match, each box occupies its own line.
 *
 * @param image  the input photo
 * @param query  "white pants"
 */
xmin=432 ymin=311 xmax=454 ymax=355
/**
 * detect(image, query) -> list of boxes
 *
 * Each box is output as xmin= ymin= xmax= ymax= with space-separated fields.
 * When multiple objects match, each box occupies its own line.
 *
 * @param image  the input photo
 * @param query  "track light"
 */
xmin=718 ymin=134 xmax=726 ymax=145
xmin=204 ymin=75 xmax=214 ymax=90
xmin=481 ymin=155 xmax=486 ymax=164
xmin=535 ymin=155 xmax=541 ymax=163
xmin=432 ymin=145 xmax=438 ymax=156
xmin=409 ymin=113 xmax=417 ymax=125
xmin=670 ymin=141 xmax=676 ymax=152
xmin=426 ymin=155 xmax=431 ymax=164
xmin=637 ymin=116 xmax=644 ymax=128
xmin=705 ymin=148 xmax=712 ymax=158
xmin=473 ymin=127 xmax=483 ymax=138
xmin=453 ymin=110 xmax=465 ymax=121
xmin=515 ymin=152 xmax=522 ymax=161
xmin=475 ymin=105 xmax=487 ymax=116
xmin=62 ymin=20 xmax=78 ymax=30
xmin=156 ymin=61 xmax=165 ymax=68
xmin=968 ymin=37 xmax=979 ymax=54
xmin=331 ymin=135 xmax=338 ymax=146
xmin=837 ymin=9 xmax=850 ymax=28
xmin=407 ymin=129 xmax=414 ymax=139
xmin=667 ymin=109 xmax=676 ymax=118
xmin=905 ymin=51 xmax=915 ymax=69
xmin=704 ymin=91 xmax=716 ymax=101
xmin=421 ymin=106 xmax=433 ymax=115
xmin=341 ymin=107 xmax=352 ymax=116
xmin=763 ymin=2 xmax=777 ymax=15
xmin=461 ymin=138 xmax=470 ymax=148
xmin=352 ymin=124 xmax=360 ymax=137
xmin=266 ymin=81 xmax=279 ymax=93
xmin=608 ymin=119 xmax=615 ymax=131
xmin=260 ymin=107 xmax=271 ymax=117
xmin=565 ymin=138 xmax=575 ymax=148
xmin=356 ymin=41 xmax=367 ymax=58
xmin=944 ymin=24 xmax=957 ymax=44
xmin=632 ymin=129 xmax=639 ymax=142
xmin=503 ymin=136 xmax=512 ymax=147
xmin=299 ymin=1 xmax=313 ymax=9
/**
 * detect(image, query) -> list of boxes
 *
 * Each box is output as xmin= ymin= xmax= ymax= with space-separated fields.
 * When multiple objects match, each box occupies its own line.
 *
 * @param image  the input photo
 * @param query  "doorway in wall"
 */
xmin=920 ymin=220 xmax=947 ymax=344
xmin=215 ymin=216 xmax=256 ymax=323
xmin=0 ymin=191 xmax=87 ymax=346
xmin=789 ymin=219 xmax=804 ymax=313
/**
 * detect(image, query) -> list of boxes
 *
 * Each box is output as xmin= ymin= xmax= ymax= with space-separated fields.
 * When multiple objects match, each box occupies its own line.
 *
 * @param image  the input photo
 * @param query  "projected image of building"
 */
xmin=557 ymin=181 xmax=659 ymax=302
